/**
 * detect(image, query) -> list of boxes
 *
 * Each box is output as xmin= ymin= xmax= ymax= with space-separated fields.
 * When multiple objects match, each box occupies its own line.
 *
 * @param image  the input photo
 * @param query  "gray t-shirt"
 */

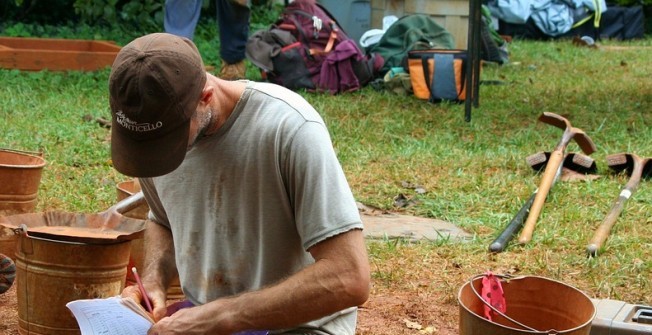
xmin=139 ymin=81 xmax=363 ymax=334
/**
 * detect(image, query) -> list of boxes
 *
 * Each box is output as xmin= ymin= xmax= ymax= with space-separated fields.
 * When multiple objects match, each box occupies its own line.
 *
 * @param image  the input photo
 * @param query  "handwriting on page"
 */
xmin=67 ymin=296 xmax=152 ymax=335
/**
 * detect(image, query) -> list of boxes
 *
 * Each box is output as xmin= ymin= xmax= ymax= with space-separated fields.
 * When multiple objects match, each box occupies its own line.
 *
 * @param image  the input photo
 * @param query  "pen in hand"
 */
xmin=131 ymin=267 xmax=154 ymax=313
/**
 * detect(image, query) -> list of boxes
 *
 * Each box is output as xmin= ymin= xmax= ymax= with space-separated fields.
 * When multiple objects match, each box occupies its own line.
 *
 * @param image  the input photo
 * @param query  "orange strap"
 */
xmin=310 ymin=30 xmax=338 ymax=55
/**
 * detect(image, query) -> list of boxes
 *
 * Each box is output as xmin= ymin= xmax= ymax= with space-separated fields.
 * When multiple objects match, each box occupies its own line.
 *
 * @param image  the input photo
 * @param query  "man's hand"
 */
xmin=126 ymin=219 xmax=177 ymax=321
xmin=122 ymin=283 xmax=168 ymax=321
xmin=147 ymin=229 xmax=369 ymax=334
xmin=148 ymin=300 xmax=236 ymax=335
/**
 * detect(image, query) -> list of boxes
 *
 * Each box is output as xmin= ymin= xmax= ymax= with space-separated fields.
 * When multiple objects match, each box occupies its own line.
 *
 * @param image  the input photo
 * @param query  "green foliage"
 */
xmin=72 ymin=0 xmax=119 ymax=24
xmin=0 ymin=21 xmax=143 ymax=45
xmin=0 ymin=0 xmax=78 ymax=24
xmin=72 ymin=0 xmax=163 ymax=31
xmin=250 ymin=1 xmax=284 ymax=31
xmin=1 ymin=22 xmax=33 ymax=37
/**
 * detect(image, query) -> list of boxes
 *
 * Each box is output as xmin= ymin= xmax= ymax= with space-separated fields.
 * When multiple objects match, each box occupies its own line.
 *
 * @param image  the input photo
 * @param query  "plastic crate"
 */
xmin=591 ymin=298 xmax=652 ymax=335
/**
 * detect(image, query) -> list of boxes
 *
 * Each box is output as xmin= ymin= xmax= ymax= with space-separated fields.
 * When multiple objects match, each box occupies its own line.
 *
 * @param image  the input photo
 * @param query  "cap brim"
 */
xmin=111 ymin=118 xmax=190 ymax=178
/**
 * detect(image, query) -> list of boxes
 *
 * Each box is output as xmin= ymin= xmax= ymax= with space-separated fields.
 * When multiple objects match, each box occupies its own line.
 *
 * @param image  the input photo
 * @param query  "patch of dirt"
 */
xmin=357 ymin=291 xmax=458 ymax=334
xmin=0 ymin=213 xmax=464 ymax=334
xmin=0 ymin=285 xmax=19 ymax=335
xmin=0 ymin=280 xmax=459 ymax=335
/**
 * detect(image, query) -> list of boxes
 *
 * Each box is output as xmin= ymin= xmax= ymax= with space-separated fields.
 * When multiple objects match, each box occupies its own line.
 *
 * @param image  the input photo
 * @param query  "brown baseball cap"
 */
xmin=109 ymin=33 xmax=207 ymax=177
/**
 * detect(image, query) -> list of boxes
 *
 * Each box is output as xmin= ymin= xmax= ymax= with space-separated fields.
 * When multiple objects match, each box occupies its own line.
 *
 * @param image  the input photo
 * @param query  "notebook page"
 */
xmin=66 ymin=296 xmax=153 ymax=335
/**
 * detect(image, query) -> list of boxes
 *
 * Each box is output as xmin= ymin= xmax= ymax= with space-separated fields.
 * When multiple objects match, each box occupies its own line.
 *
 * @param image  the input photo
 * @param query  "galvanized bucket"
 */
xmin=116 ymin=179 xmax=184 ymax=300
xmin=0 ymin=148 xmax=46 ymax=259
xmin=1 ymin=196 xmax=145 ymax=334
xmin=16 ymin=236 xmax=130 ymax=334
xmin=0 ymin=230 xmax=17 ymax=259
xmin=458 ymin=275 xmax=596 ymax=335
xmin=0 ymin=148 xmax=46 ymax=215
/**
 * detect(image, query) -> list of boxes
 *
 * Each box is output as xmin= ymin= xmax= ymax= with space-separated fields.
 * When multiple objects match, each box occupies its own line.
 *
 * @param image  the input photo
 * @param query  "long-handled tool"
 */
xmin=518 ymin=112 xmax=596 ymax=245
xmin=586 ymin=153 xmax=651 ymax=257
xmin=489 ymin=152 xmax=597 ymax=253
xmin=85 ymin=191 xmax=146 ymax=229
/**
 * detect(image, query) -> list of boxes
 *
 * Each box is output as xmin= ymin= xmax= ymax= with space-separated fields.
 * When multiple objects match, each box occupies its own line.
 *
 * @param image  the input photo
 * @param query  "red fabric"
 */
xmin=481 ymin=271 xmax=506 ymax=321
xmin=319 ymin=39 xmax=361 ymax=94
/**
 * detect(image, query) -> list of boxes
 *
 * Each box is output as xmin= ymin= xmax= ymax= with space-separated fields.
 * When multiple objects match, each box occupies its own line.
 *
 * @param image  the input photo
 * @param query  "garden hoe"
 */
xmin=586 ymin=153 xmax=652 ymax=257
xmin=518 ymin=112 xmax=596 ymax=245
xmin=489 ymin=152 xmax=597 ymax=253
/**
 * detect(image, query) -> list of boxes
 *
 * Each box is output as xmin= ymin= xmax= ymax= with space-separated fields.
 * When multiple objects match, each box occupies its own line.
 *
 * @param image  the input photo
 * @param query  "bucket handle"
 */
xmin=14 ymin=224 xmax=34 ymax=255
xmin=469 ymin=274 xmax=562 ymax=334
xmin=0 ymin=147 xmax=44 ymax=157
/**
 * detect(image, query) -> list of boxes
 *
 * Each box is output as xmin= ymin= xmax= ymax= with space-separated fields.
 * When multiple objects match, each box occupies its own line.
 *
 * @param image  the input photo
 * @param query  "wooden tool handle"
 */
xmin=588 ymin=156 xmax=643 ymax=256
xmin=518 ymin=151 xmax=564 ymax=244
xmin=586 ymin=191 xmax=630 ymax=257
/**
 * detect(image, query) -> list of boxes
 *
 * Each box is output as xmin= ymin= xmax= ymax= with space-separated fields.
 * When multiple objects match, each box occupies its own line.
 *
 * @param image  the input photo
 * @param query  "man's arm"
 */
xmin=123 ymin=220 xmax=177 ymax=320
xmin=149 ymin=229 xmax=370 ymax=335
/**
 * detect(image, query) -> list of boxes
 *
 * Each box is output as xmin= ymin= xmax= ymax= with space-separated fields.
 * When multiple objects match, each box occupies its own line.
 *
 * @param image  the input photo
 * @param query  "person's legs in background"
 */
xmin=164 ymin=0 xmax=203 ymax=40
xmin=164 ymin=0 xmax=249 ymax=80
xmin=216 ymin=0 xmax=250 ymax=80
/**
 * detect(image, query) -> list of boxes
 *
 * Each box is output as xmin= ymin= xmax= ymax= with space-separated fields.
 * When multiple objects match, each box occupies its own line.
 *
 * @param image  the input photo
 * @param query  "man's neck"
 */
xmin=203 ymin=74 xmax=247 ymax=136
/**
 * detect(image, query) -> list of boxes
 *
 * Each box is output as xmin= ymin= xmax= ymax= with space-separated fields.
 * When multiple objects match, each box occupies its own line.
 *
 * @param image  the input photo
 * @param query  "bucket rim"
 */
xmin=116 ymin=180 xmax=138 ymax=193
xmin=0 ymin=149 xmax=46 ymax=168
xmin=17 ymin=232 xmax=132 ymax=246
xmin=457 ymin=274 xmax=597 ymax=334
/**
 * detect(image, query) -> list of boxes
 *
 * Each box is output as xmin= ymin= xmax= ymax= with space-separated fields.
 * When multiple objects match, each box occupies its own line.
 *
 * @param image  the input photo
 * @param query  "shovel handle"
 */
xmin=588 ymin=158 xmax=644 ymax=256
xmin=586 ymin=192 xmax=630 ymax=257
xmin=518 ymin=150 xmax=564 ymax=244
xmin=489 ymin=192 xmax=537 ymax=253
xmin=113 ymin=191 xmax=146 ymax=215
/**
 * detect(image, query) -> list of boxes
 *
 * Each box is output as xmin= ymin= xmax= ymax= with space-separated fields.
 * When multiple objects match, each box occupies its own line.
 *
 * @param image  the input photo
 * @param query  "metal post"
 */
xmin=464 ymin=0 xmax=482 ymax=122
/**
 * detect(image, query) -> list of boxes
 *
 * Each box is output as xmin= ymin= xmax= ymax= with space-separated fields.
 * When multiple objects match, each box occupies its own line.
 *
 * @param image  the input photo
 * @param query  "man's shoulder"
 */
xmin=247 ymin=81 xmax=323 ymax=124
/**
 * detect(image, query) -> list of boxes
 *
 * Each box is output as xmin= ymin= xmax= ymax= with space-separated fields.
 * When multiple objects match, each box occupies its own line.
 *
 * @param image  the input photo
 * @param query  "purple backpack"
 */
xmin=246 ymin=0 xmax=382 ymax=94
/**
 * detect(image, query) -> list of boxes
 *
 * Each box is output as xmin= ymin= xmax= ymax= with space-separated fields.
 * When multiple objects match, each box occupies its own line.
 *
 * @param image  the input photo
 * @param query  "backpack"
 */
xmin=245 ymin=0 xmax=382 ymax=94
xmin=364 ymin=14 xmax=455 ymax=76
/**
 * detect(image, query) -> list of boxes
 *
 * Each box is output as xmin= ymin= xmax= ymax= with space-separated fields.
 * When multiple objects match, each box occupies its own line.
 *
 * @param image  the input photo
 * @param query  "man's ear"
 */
xmin=199 ymin=86 xmax=214 ymax=106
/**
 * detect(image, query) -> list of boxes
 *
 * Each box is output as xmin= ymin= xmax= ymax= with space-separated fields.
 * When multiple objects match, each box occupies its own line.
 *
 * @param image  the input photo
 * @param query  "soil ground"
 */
xmin=0 ymin=285 xmax=18 ymax=335
xmin=0 ymin=212 xmax=464 ymax=334
xmin=0 ymin=280 xmax=459 ymax=335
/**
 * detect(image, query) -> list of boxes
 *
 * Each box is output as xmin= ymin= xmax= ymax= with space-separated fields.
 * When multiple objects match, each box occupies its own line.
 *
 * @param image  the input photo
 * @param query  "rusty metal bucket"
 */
xmin=116 ymin=180 xmax=149 ymax=220
xmin=116 ymin=179 xmax=184 ymax=300
xmin=0 ymin=199 xmax=145 ymax=335
xmin=0 ymin=148 xmax=46 ymax=259
xmin=15 ymin=236 xmax=130 ymax=334
xmin=0 ymin=232 xmax=17 ymax=259
xmin=458 ymin=275 xmax=596 ymax=335
xmin=0 ymin=148 xmax=46 ymax=215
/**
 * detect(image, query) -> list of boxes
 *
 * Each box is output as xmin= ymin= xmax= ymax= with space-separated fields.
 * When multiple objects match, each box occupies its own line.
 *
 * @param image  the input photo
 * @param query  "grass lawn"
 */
xmin=1 ymin=10 xmax=651 ymax=333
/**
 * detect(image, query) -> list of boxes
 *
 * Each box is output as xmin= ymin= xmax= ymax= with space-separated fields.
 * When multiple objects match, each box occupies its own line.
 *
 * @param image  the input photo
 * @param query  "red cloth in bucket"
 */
xmin=481 ymin=271 xmax=506 ymax=320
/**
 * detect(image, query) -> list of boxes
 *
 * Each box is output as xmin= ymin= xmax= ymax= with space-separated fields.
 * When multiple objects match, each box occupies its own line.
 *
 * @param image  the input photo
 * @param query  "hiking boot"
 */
xmin=219 ymin=60 xmax=246 ymax=80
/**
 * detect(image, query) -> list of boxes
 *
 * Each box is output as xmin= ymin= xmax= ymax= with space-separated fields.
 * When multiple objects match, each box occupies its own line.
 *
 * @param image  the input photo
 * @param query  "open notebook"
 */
xmin=66 ymin=296 xmax=153 ymax=335
xmin=67 ymin=297 xmax=269 ymax=335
